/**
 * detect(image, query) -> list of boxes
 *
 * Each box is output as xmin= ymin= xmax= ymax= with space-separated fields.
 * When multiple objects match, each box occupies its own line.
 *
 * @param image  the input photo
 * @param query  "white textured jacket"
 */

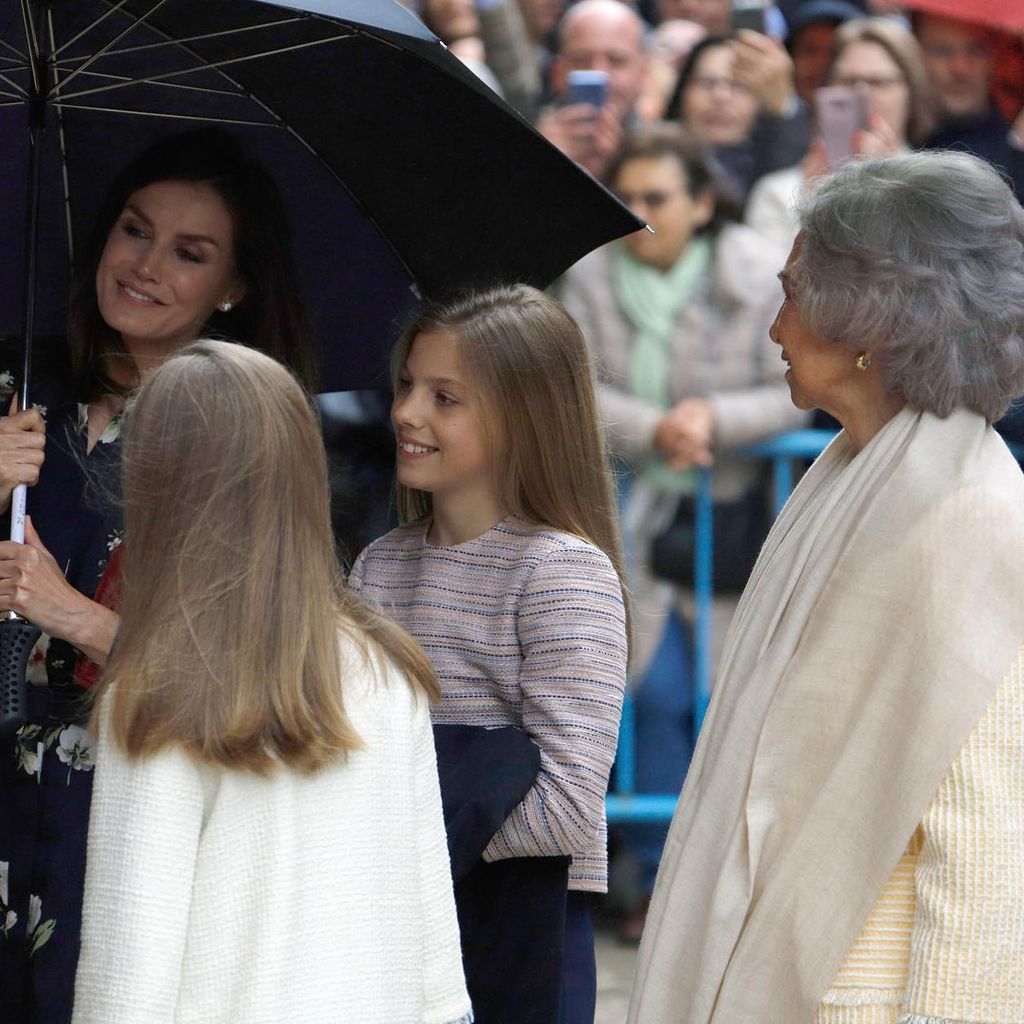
xmin=73 ymin=644 xmax=471 ymax=1024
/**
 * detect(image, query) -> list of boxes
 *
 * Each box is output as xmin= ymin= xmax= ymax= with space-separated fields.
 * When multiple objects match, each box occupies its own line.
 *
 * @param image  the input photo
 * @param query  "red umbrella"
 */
xmin=897 ymin=0 xmax=1024 ymax=33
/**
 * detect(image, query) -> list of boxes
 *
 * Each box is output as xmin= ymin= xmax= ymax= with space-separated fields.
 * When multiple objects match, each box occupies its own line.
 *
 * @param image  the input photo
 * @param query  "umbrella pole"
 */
xmin=0 ymin=59 xmax=46 ymax=740
xmin=10 ymin=99 xmax=44 ymax=546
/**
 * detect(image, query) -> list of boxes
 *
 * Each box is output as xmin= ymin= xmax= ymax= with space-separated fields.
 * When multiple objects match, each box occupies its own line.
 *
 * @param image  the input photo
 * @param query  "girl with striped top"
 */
xmin=349 ymin=284 xmax=630 ymax=1024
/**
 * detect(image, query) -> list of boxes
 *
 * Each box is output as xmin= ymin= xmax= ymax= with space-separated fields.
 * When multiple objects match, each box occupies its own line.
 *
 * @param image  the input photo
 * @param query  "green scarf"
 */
xmin=611 ymin=238 xmax=712 ymax=493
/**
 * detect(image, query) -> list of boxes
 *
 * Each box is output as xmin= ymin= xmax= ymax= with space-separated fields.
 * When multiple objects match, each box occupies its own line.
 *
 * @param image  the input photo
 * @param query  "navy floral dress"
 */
xmin=0 ymin=369 xmax=123 ymax=1024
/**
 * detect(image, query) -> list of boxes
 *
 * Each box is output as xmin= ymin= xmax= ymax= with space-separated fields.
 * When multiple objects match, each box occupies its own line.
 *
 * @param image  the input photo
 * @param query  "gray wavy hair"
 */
xmin=793 ymin=151 xmax=1024 ymax=423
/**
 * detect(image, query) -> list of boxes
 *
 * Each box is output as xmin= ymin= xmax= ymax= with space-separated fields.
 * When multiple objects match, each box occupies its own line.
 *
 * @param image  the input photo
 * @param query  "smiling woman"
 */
xmin=0 ymin=128 xmax=315 ymax=1024
xmin=95 ymin=180 xmax=245 ymax=371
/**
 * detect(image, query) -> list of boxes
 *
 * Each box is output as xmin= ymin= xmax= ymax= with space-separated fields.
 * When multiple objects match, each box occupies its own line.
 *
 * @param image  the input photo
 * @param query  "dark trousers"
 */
xmin=559 ymin=892 xmax=596 ymax=1024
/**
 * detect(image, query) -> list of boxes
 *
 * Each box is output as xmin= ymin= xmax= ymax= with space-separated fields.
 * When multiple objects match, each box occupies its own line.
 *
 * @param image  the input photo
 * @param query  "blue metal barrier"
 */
xmin=607 ymin=428 xmax=1024 ymax=824
xmin=606 ymin=428 xmax=837 ymax=824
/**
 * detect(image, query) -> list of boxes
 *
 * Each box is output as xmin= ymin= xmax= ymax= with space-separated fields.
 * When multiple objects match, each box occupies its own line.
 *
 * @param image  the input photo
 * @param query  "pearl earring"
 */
xmin=218 ymin=301 xmax=233 ymax=313
xmin=855 ymin=352 xmax=871 ymax=371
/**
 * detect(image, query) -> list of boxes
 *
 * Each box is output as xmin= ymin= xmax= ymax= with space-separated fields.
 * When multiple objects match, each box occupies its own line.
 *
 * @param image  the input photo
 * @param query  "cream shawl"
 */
xmin=628 ymin=405 xmax=1024 ymax=1023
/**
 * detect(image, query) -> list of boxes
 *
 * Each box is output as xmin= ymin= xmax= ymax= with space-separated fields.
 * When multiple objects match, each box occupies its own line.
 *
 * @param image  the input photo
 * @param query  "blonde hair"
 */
xmin=97 ymin=340 xmax=438 ymax=775
xmin=393 ymin=285 xmax=632 ymax=646
xmin=832 ymin=18 xmax=935 ymax=146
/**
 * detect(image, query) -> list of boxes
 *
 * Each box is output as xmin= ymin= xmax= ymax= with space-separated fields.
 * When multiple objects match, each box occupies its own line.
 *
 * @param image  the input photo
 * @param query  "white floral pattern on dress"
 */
xmin=56 ymin=725 xmax=94 ymax=779
xmin=76 ymin=402 xmax=123 ymax=445
xmin=26 ymin=893 xmax=55 ymax=955
xmin=0 ymin=861 xmax=16 ymax=937
xmin=13 ymin=720 xmax=94 ymax=784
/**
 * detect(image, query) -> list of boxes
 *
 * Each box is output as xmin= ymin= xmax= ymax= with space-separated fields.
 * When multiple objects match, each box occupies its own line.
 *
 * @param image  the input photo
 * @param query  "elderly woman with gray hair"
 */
xmin=628 ymin=150 xmax=1024 ymax=1024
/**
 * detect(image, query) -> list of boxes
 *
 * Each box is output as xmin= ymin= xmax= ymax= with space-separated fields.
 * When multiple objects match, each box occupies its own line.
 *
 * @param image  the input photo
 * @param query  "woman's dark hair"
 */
xmin=665 ymin=33 xmax=734 ymax=122
xmin=68 ymin=128 xmax=315 ymax=395
xmin=605 ymin=123 xmax=742 ymax=231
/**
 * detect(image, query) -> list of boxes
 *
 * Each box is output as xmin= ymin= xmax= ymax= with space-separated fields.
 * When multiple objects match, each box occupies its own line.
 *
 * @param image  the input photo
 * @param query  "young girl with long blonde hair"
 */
xmin=72 ymin=340 xmax=471 ymax=1024
xmin=349 ymin=284 xmax=630 ymax=1024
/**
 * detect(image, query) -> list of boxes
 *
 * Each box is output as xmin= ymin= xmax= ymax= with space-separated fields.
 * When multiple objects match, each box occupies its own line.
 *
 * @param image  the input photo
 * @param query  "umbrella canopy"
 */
xmin=0 ymin=0 xmax=643 ymax=392
xmin=895 ymin=0 xmax=1024 ymax=33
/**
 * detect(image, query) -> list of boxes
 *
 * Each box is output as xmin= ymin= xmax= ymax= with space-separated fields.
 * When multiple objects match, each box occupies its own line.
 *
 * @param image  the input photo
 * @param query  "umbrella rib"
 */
xmin=19 ymin=0 xmax=41 ymax=94
xmin=52 ymin=0 xmax=140 ymax=57
xmin=48 ymin=66 xmax=249 ymax=99
xmin=53 ymin=34 xmax=356 ymax=103
xmin=46 ymin=6 xmax=76 ymax=267
xmin=52 ymin=0 xmax=176 ymax=95
xmin=51 ymin=102 xmax=281 ymax=128
xmin=0 ymin=36 xmax=26 ymax=61
xmin=0 ymin=71 xmax=27 ymax=97
xmin=53 ymin=18 xmax=309 ymax=62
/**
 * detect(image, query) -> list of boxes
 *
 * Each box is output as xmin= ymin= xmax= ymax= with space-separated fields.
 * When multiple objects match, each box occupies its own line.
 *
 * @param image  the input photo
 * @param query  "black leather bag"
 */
xmin=649 ymin=483 xmax=771 ymax=593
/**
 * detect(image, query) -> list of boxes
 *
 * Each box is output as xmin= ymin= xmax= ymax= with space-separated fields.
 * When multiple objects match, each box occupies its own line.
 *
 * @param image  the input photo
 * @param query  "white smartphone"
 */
xmin=815 ymin=86 xmax=870 ymax=172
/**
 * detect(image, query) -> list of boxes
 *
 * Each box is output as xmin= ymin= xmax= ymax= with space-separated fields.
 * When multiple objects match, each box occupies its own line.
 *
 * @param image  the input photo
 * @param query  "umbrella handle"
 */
xmin=2 ymin=487 xmax=35 ymax=739
xmin=0 ymin=617 xmax=41 ymax=742
xmin=9 ymin=484 xmax=27 ymax=544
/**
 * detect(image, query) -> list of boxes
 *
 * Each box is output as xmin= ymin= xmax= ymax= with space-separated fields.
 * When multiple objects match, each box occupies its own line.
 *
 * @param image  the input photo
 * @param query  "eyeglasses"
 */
xmin=616 ymin=189 xmax=685 ymax=210
xmin=689 ymin=74 xmax=753 ymax=96
xmin=831 ymin=74 xmax=905 ymax=91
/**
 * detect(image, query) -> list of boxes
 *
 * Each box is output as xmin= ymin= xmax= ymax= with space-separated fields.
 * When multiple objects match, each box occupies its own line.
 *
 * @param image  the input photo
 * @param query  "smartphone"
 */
xmin=731 ymin=0 xmax=767 ymax=34
xmin=815 ymin=86 xmax=870 ymax=172
xmin=566 ymin=69 xmax=609 ymax=109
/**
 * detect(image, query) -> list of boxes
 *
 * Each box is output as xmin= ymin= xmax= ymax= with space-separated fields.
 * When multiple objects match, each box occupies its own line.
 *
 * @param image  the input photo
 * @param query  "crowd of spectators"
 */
xmin=389 ymin=0 xmax=1024 ymax=941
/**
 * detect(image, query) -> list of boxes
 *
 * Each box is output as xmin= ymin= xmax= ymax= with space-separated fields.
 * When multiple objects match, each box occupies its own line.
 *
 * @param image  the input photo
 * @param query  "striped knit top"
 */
xmin=815 ymin=647 xmax=1024 ymax=1024
xmin=349 ymin=514 xmax=629 ymax=892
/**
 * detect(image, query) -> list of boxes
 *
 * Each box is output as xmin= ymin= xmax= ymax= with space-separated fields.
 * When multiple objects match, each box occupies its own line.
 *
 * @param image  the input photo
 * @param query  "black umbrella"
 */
xmin=0 ymin=0 xmax=641 ymax=392
xmin=0 ymin=0 xmax=643 ymax=736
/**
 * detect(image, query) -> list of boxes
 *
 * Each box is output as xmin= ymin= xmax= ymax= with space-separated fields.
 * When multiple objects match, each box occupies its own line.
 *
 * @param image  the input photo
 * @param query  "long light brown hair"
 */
xmin=97 ymin=340 xmax=438 ymax=774
xmin=393 ymin=285 xmax=631 ymax=647
xmin=832 ymin=18 xmax=935 ymax=146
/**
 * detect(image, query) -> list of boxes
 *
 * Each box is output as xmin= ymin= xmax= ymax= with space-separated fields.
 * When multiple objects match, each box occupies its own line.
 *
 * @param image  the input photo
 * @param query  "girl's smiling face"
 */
xmin=391 ymin=329 xmax=499 ymax=515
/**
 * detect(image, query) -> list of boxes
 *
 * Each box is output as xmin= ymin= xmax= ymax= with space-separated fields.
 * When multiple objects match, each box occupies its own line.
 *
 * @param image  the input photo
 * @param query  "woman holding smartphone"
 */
xmin=745 ymin=18 xmax=935 ymax=249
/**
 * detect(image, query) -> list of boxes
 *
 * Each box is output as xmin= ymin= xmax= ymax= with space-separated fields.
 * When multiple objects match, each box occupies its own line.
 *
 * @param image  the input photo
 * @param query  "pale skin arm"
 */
xmin=0 ymin=402 xmax=120 ymax=666
xmin=0 ymin=517 xmax=120 ymax=665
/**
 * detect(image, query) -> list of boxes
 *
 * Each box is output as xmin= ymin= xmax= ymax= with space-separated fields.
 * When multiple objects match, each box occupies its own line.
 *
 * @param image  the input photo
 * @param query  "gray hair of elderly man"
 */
xmin=792 ymin=151 xmax=1024 ymax=424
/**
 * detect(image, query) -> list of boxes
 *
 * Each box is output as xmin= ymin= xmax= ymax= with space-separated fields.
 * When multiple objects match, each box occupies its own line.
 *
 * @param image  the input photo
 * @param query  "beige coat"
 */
xmin=627 ymin=407 xmax=1024 ymax=1023
xmin=560 ymin=225 xmax=808 ymax=673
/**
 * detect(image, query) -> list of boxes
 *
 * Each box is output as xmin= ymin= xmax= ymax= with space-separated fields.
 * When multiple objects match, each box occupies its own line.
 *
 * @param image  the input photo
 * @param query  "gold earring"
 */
xmin=855 ymin=352 xmax=871 ymax=371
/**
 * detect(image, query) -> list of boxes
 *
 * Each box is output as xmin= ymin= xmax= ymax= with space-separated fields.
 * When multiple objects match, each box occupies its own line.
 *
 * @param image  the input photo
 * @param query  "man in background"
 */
xmin=916 ymin=12 xmax=1024 ymax=198
xmin=538 ymin=0 xmax=650 ymax=177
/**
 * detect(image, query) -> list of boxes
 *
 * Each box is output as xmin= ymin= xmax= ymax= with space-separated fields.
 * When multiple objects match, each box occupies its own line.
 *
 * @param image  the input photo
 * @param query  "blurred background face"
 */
xmin=682 ymin=44 xmax=759 ymax=146
xmin=658 ymin=0 xmax=731 ymax=34
xmin=916 ymin=14 xmax=994 ymax=119
xmin=614 ymin=155 xmax=714 ymax=269
xmin=831 ymin=39 xmax=911 ymax=143
xmin=792 ymin=22 xmax=839 ymax=103
xmin=422 ymin=0 xmax=479 ymax=41
xmin=519 ymin=0 xmax=567 ymax=44
xmin=556 ymin=8 xmax=647 ymax=118
xmin=651 ymin=19 xmax=707 ymax=70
